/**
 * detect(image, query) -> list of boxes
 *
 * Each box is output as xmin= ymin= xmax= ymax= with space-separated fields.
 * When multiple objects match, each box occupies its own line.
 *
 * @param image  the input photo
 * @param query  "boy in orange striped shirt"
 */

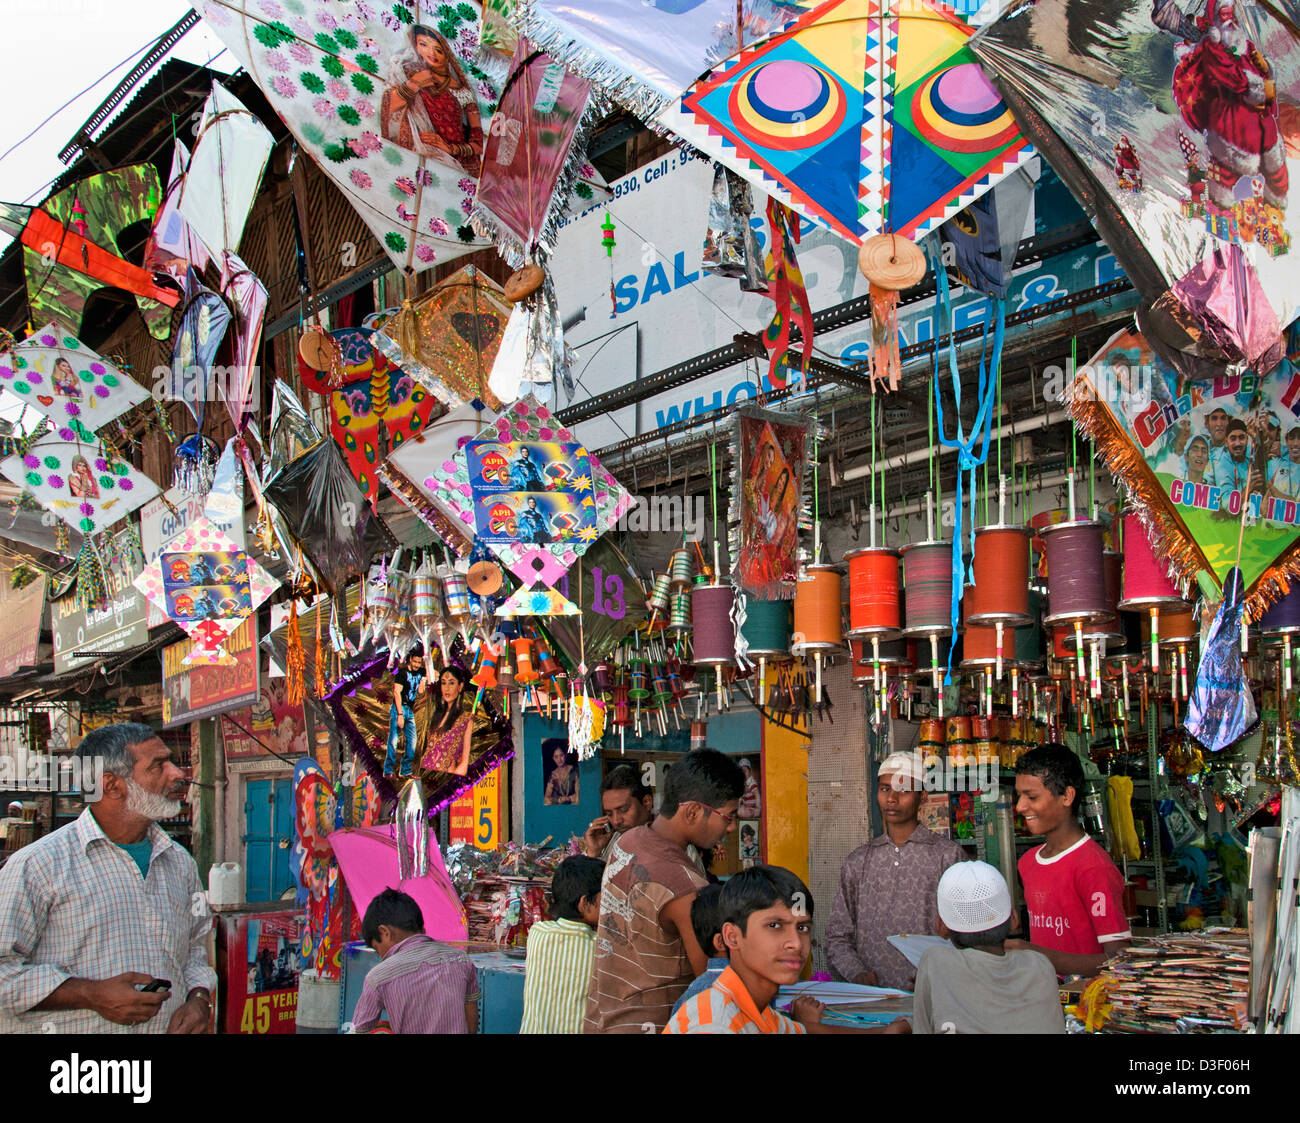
xmin=665 ymin=866 xmax=818 ymax=1034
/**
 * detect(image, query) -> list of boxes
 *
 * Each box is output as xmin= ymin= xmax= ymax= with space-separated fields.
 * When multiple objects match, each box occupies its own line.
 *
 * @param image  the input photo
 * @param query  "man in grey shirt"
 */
xmin=912 ymin=861 xmax=1065 ymax=1034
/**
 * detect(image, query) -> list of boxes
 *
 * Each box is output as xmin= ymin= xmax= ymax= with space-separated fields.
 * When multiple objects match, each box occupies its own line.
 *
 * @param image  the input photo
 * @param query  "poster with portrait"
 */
xmin=466 ymin=438 xmax=597 ymax=547
xmin=1070 ymin=324 xmax=1300 ymax=614
xmin=730 ymin=406 xmax=810 ymax=599
xmin=541 ymin=736 xmax=579 ymax=805
xmin=222 ymin=676 xmax=312 ymax=762
xmin=739 ymin=820 xmax=761 ymax=870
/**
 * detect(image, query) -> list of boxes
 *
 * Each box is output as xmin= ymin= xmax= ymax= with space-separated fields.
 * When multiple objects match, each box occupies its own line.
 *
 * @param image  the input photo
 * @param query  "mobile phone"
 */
xmin=138 ymin=978 xmax=172 ymax=993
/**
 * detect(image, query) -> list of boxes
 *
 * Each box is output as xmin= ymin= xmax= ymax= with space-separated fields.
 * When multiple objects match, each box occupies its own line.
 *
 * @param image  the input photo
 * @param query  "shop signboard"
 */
xmin=449 ymin=768 xmax=502 ymax=851
xmin=49 ymin=532 xmax=150 ymax=675
xmin=161 ymin=617 xmax=259 ymax=728
xmin=0 ymin=570 xmax=46 ymax=678
xmin=553 ymin=156 xmax=1133 ymax=449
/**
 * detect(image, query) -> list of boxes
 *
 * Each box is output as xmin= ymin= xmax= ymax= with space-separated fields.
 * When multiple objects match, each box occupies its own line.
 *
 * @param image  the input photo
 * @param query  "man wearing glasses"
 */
xmin=582 ymin=764 xmax=655 ymax=859
xmin=583 ymin=749 xmax=744 ymax=1034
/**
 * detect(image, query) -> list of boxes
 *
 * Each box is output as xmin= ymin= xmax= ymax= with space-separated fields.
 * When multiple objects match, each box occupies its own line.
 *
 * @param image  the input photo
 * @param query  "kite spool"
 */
xmin=442 ymin=572 xmax=471 ymax=618
xmin=1261 ymin=583 xmax=1300 ymax=691
xmin=900 ymin=540 xmax=955 ymax=636
xmin=668 ymin=591 xmax=692 ymax=633
xmin=741 ymin=597 xmax=793 ymax=704
xmin=513 ymin=637 xmax=538 ymax=685
xmin=647 ymin=572 xmax=673 ymax=627
xmin=966 ymin=525 xmax=1032 ymax=626
xmin=792 ymin=564 xmax=844 ymax=705
xmin=857 ymin=233 xmax=927 ymax=288
xmin=692 ymin=582 xmax=737 ymax=665
xmin=1118 ymin=510 xmax=1189 ymax=675
xmin=845 ymin=546 xmax=902 ymax=639
xmin=1041 ymin=519 xmax=1110 ymax=688
xmin=669 ymin=548 xmax=697 ymax=589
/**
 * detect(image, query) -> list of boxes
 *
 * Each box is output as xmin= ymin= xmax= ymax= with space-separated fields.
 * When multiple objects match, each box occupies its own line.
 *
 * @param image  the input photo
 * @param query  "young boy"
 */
xmin=665 ymin=866 xmax=812 ymax=1034
xmin=521 ymin=856 xmax=604 ymax=1033
xmin=384 ymin=648 xmax=427 ymax=778
xmin=669 ymin=882 xmax=728 ymax=1016
xmin=1009 ymin=744 xmax=1130 ymax=977
xmin=912 ymin=861 xmax=1065 ymax=1034
xmin=352 ymin=888 xmax=479 ymax=1033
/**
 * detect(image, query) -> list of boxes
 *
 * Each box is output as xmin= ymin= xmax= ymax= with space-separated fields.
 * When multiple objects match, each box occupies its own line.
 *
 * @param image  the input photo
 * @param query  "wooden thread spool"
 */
xmin=691 ymin=582 xmax=737 ymax=666
xmin=669 ymin=548 xmax=697 ymax=589
xmin=966 ymin=525 xmax=1032 ymax=625
xmin=900 ymin=540 xmax=954 ymax=636
xmin=845 ymin=546 xmax=902 ymax=639
xmin=1040 ymin=520 xmax=1110 ymax=626
xmin=668 ymin=591 xmax=692 ymax=632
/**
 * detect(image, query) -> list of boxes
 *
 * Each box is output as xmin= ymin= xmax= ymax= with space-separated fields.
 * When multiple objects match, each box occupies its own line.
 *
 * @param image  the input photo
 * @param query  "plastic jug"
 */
xmin=208 ymin=862 xmax=242 ymax=907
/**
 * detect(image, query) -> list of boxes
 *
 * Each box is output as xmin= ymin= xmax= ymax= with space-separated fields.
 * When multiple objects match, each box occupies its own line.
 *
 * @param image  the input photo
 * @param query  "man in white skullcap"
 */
xmin=911 ymin=861 xmax=1064 ymax=1034
xmin=825 ymin=751 xmax=963 ymax=990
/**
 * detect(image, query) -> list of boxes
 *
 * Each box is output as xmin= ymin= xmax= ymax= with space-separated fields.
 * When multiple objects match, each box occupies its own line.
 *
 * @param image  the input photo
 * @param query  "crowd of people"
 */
xmin=0 ymin=722 xmax=1127 ymax=1035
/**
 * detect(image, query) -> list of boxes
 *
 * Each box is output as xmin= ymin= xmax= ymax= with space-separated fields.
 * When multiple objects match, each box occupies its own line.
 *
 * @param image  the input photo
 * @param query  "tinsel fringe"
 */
xmin=375 ymin=461 xmax=473 ymax=558
xmin=286 ymin=598 xmax=306 ymax=708
xmin=1066 ymin=379 xmax=1300 ymax=620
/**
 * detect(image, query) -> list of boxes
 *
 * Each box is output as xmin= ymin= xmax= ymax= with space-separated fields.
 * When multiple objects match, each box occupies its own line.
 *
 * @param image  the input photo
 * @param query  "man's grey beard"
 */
xmin=125 ymin=776 xmax=183 ymax=821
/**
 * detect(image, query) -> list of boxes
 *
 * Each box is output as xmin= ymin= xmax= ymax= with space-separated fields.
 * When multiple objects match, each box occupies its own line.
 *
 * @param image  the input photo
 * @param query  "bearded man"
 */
xmin=0 ymin=723 xmax=216 ymax=1033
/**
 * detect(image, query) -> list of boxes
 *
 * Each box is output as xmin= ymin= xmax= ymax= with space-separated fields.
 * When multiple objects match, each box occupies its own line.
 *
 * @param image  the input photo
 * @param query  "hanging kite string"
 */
xmin=1070 ymin=335 xmax=1078 ymax=476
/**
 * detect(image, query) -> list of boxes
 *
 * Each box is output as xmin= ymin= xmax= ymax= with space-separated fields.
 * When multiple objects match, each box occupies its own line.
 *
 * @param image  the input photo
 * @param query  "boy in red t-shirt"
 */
xmin=1006 ymin=745 xmax=1130 ymax=978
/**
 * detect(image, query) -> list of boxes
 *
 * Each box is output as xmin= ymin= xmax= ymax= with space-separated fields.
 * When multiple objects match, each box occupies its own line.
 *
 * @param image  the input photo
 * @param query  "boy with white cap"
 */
xmin=826 ymin=751 xmax=963 ymax=990
xmin=912 ymin=861 xmax=1065 ymax=1034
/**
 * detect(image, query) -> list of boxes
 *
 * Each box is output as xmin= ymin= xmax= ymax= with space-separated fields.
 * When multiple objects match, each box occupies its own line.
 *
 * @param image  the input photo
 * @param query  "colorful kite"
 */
xmin=144 ymin=140 xmax=212 ymax=281
xmin=297 ymin=324 xmax=440 ymax=504
xmin=372 ymin=264 xmax=513 ymax=411
xmin=973 ymin=0 xmax=1300 ymax=366
xmin=0 ymin=165 xmax=179 ymax=339
xmin=659 ymin=0 xmax=1033 ymax=244
xmin=133 ymin=517 xmax=280 ymax=666
xmin=0 ymin=324 xmax=151 ymax=431
xmin=198 ymin=0 xmax=499 ymax=272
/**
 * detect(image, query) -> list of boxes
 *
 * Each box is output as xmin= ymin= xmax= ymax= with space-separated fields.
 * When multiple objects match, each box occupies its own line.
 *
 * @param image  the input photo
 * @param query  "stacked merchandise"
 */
xmin=445 ymin=842 xmax=565 ymax=947
xmin=1080 ymin=930 xmax=1250 ymax=1032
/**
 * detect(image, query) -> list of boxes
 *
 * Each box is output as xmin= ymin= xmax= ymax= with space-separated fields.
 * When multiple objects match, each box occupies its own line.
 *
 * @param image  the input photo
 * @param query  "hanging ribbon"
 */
xmin=761 ymin=199 xmax=814 ymax=390
xmin=928 ymin=241 xmax=1005 ymax=683
xmin=732 ymin=589 xmax=753 ymax=670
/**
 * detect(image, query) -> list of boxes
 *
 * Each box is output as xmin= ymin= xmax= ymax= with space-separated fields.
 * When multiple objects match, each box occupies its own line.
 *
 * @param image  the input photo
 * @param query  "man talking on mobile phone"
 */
xmin=583 ymin=765 xmax=655 ymax=859
xmin=0 ymin=724 xmax=217 ymax=1033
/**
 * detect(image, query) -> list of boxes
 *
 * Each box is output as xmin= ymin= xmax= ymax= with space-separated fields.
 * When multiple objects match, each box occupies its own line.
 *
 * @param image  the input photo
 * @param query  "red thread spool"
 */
xmin=791 ymin=564 xmax=845 ymax=654
xmin=900 ymin=540 xmax=954 ymax=636
xmin=1117 ymin=511 xmax=1187 ymax=610
xmin=692 ymin=582 xmax=737 ymax=666
xmin=966 ymin=525 xmax=1032 ymax=625
xmin=1061 ymin=550 xmax=1124 ymax=649
xmin=1040 ymin=520 xmax=1110 ymax=625
xmin=959 ymin=586 xmax=999 ymax=667
xmin=845 ymin=546 xmax=901 ymax=639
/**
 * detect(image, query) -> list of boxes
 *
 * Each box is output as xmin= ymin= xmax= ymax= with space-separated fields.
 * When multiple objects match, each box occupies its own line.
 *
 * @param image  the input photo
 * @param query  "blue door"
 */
xmin=244 ymin=778 xmax=295 ymax=902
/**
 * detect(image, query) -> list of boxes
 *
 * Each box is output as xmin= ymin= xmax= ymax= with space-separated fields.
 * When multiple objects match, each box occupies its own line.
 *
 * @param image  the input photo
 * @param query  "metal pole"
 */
xmin=1147 ymin=700 xmax=1169 ymax=933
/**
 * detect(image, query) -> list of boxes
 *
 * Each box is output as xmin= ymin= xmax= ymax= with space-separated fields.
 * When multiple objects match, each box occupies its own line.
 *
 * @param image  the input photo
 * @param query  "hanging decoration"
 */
xmin=857 ymin=233 xmax=928 ymax=390
xmin=170 ymin=268 xmax=232 ymax=435
xmin=658 ymin=0 xmax=1033 ymax=246
xmin=407 ymin=399 xmax=633 ymax=587
xmin=0 ymin=165 xmax=179 ymax=340
xmin=471 ymin=39 xmax=597 ymax=261
xmin=488 ymin=272 xmax=571 ymax=404
xmin=729 ymin=405 xmax=811 ymax=599
xmin=176 ymin=83 xmax=275 ymax=264
xmin=373 ymin=266 xmax=512 ymax=411
xmin=972 ymin=0 xmax=1300 ymax=366
xmin=759 ymin=199 xmax=814 ymax=388
xmin=1067 ymin=324 xmax=1300 ymax=617
xmin=1185 ymin=568 xmax=1259 ymax=753
xmin=0 ymin=324 xmax=152 ymax=431
xmin=198 ymin=0 xmax=499 ymax=272
xmin=702 ymin=163 xmax=768 ymax=293
xmin=143 ymin=140 xmax=212 ymax=281
xmin=297 ymin=323 xmax=438 ymax=504
xmin=133 ymin=516 xmax=279 ymax=666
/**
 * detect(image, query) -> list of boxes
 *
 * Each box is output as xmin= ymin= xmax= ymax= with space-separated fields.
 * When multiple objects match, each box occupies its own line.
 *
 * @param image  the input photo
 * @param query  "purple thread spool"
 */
xmin=900 ymin=539 xmax=954 ymax=637
xmin=1040 ymin=520 xmax=1111 ymax=626
xmin=1260 ymin=583 xmax=1300 ymax=636
xmin=692 ymin=582 xmax=736 ymax=666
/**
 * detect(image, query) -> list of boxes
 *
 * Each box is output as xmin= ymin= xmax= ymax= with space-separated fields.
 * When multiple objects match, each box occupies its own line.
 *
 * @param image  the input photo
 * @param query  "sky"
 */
xmin=0 ymin=1 xmax=236 ymax=427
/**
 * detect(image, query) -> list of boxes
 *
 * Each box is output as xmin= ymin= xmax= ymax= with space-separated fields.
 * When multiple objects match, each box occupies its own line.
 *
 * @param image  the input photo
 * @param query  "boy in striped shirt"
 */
xmin=665 ymin=866 xmax=817 ymax=1034
xmin=521 ymin=856 xmax=604 ymax=1033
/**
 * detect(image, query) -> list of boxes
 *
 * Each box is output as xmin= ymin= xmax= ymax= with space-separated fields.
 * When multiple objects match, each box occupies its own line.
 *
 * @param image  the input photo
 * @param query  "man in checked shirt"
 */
xmin=0 ymin=723 xmax=216 ymax=1033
